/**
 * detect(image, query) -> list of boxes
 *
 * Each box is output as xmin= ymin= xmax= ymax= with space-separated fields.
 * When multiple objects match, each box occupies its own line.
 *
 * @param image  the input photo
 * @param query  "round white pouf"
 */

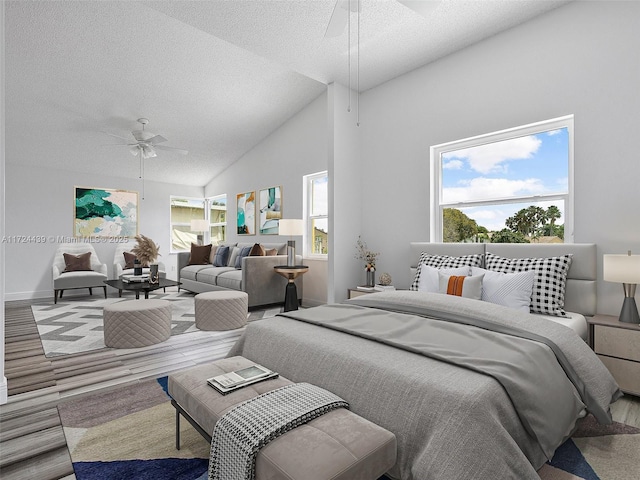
xmin=195 ymin=291 xmax=248 ymax=331
xmin=103 ymin=299 xmax=172 ymax=348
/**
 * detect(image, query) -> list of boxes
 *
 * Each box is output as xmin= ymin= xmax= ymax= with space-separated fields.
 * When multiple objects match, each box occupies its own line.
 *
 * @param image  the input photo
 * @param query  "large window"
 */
xmin=431 ymin=115 xmax=573 ymax=244
xmin=170 ymin=195 xmax=227 ymax=252
xmin=304 ymin=171 xmax=328 ymax=256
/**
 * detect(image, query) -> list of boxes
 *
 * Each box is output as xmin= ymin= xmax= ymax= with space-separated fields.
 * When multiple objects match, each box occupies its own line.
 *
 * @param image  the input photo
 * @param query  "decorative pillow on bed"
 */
xmin=471 ymin=267 xmax=535 ymax=313
xmin=438 ymin=272 xmax=483 ymax=300
xmin=484 ymin=252 xmax=573 ymax=317
xmin=417 ymin=265 xmax=470 ymax=293
xmin=410 ymin=253 xmax=482 ymax=291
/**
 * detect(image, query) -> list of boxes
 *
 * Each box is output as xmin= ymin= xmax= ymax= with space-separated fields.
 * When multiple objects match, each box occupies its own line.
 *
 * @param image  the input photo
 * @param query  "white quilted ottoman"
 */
xmin=103 ymin=299 xmax=172 ymax=348
xmin=195 ymin=291 xmax=248 ymax=331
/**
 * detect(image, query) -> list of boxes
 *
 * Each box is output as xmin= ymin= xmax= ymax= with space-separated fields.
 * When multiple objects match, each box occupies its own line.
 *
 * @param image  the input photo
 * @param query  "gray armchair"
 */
xmin=52 ymin=243 xmax=108 ymax=303
xmin=112 ymin=241 xmax=166 ymax=280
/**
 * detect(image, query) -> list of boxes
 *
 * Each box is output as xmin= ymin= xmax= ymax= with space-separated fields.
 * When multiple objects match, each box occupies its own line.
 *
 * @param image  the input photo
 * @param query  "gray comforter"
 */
xmin=228 ymin=291 xmax=621 ymax=480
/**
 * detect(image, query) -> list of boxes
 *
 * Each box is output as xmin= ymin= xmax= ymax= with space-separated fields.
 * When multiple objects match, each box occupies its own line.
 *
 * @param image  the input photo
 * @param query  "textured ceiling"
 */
xmin=4 ymin=0 xmax=571 ymax=186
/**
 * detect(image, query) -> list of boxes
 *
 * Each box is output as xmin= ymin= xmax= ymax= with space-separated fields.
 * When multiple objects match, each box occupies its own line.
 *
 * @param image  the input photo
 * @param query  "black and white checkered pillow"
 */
xmin=484 ymin=252 xmax=573 ymax=317
xmin=410 ymin=253 xmax=483 ymax=291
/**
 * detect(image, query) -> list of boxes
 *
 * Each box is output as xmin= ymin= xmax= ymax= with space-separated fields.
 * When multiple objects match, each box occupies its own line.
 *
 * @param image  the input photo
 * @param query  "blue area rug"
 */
xmin=57 ymin=377 xmax=640 ymax=480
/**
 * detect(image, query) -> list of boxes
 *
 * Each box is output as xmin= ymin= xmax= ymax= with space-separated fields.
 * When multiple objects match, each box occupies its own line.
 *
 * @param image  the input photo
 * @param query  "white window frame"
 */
xmin=430 ymin=115 xmax=574 ymax=243
xmin=170 ymin=194 xmax=227 ymax=253
xmin=303 ymin=170 xmax=328 ymax=259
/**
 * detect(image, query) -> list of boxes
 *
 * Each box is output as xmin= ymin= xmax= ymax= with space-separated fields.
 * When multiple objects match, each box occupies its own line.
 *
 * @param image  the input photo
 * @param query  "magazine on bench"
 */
xmin=207 ymin=364 xmax=279 ymax=394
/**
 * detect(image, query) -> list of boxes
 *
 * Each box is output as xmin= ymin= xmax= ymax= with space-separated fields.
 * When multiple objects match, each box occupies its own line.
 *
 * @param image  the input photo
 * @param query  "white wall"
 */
xmin=1 ymin=0 xmax=7 ymax=405
xmin=4 ymin=163 xmax=203 ymax=300
xmin=360 ymin=0 xmax=640 ymax=314
xmin=205 ymin=91 xmax=329 ymax=306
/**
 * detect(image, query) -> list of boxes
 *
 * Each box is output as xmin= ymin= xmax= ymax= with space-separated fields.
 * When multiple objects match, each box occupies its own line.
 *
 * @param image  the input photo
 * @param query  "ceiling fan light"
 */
xmin=130 ymin=145 xmax=139 ymax=156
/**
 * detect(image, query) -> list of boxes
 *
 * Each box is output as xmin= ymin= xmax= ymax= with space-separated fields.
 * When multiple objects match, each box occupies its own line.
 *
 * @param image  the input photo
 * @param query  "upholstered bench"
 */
xmin=168 ymin=356 xmax=397 ymax=480
xmin=103 ymin=299 xmax=172 ymax=348
xmin=194 ymin=291 xmax=248 ymax=331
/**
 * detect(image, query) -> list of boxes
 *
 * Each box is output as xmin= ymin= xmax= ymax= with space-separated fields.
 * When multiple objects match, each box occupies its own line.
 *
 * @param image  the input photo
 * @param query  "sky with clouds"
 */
xmin=441 ymin=128 xmax=568 ymax=232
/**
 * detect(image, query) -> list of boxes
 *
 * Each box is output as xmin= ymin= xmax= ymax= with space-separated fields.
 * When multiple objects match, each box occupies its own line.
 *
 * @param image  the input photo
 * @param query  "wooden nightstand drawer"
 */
xmin=597 ymin=355 xmax=640 ymax=396
xmin=594 ymin=325 xmax=640 ymax=362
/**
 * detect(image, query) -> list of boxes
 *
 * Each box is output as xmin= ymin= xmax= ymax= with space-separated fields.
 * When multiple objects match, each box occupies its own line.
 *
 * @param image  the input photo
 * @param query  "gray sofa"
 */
xmin=177 ymin=242 xmax=303 ymax=308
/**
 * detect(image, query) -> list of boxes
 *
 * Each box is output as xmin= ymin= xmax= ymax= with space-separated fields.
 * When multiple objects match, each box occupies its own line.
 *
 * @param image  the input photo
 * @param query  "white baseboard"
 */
xmin=4 ymin=289 xmax=95 ymax=302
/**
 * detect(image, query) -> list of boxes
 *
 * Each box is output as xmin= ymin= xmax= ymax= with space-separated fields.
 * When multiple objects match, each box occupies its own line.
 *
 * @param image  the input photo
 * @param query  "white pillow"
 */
xmin=471 ymin=267 xmax=535 ymax=312
xmin=418 ymin=265 xmax=470 ymax=293
xmin=438 ymin=272 xmax=483 ymax=300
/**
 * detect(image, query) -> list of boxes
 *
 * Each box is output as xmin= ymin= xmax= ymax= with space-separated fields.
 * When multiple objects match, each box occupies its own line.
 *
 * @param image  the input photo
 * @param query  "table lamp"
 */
xmin=603 ymin=251 xmax=640 ymax=324
xmin=190 ymin=219 xmax=209 ymax=245
xmin=279 ymin=219 xmax=303 ymax=267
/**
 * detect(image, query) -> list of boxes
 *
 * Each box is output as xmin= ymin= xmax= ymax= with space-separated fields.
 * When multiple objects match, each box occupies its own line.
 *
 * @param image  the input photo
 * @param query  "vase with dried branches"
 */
xmin=131 ymin=234 xmax=160 ymax=267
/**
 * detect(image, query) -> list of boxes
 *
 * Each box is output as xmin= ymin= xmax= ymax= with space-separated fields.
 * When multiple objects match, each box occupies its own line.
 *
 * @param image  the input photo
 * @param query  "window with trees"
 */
xmin=304 ymin=171 xmax=328 ymax=257
xmin=431 ymin=115 xmax=573 ymax=244
xmin=170 ymin=195 xmax=227 ymax=252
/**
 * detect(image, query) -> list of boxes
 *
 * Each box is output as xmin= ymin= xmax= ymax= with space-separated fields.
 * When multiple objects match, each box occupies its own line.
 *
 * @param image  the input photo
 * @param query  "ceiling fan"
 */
xmin=103 ymin=118 xmax=188 ymax=159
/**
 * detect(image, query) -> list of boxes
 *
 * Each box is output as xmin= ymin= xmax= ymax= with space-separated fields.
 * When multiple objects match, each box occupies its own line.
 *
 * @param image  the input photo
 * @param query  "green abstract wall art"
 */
xmin=74 ymin=187 xmax=138 ymax=237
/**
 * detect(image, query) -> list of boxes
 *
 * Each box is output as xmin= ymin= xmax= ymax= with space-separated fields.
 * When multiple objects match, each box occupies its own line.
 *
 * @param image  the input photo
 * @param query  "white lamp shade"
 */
xmin=190 ymin=219 xmax=209 ymax=232
xmin=603 ymin=254 xmax=640 ymax=284
xmin=279 ymin=219 xmax=304 ymax=236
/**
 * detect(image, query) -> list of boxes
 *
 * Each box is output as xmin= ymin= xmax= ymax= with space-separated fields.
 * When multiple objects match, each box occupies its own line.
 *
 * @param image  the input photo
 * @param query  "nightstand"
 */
xmin=347 ymin=288 xmax=373 ymax=299
xmin=587 ymin=314 xmax=640 ymax=396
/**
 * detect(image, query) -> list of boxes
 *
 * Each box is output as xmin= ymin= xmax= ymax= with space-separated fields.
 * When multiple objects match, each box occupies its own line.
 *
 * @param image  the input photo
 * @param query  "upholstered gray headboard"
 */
xmin=409 ymin=242 xmax=597 ymax=316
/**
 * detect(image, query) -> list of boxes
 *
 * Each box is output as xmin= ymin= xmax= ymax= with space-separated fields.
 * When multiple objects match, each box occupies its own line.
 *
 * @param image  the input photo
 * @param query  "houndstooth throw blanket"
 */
xmin=208 ymin=382 xmax=349 ymax=480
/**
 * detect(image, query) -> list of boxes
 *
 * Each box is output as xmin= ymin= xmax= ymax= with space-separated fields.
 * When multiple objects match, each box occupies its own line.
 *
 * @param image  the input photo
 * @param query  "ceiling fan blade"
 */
xmin=102 ymin=130 xmax=131 ymax=141
xmin=148 ymin=134 xmax=168 ymax=144
xmin=324 ymin=0 xmax=349 ymax=38
xmin=99 ymin=143 xmax=138 ymax=147
xmin=397 ymin=0 xmax=440 ymax=17
xmin=155 ymin=145 xmax=189 ymax=155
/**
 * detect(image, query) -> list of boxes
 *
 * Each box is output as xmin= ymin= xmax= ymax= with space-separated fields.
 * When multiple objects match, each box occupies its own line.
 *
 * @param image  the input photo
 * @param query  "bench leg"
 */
xmin=176 ymin=407 xmax=181 ymax=450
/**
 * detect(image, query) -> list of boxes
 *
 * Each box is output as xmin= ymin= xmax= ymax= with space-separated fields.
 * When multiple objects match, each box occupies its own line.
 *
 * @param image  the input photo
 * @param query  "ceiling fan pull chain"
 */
xmin=347 ymin=0 xmax=351 ymax=113
xmin=356 ymin=0 xmax=360 ymax=127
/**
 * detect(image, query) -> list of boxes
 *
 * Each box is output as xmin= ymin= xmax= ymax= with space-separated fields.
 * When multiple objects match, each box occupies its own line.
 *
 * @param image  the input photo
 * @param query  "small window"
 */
xmin=170 ymin=195 xmax=227 ymax=252
xmin=431 ymin=115 xmax=573 ymax=243
xmin=304 ymin=171 xmax=328 ymax=256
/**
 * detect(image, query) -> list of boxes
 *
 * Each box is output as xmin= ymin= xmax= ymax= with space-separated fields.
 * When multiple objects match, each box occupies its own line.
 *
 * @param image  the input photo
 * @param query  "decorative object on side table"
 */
xmin=355 ymin=236 xmax=380 ymax=287
xmin=131 ymin=234 xmax=161 ymax=266
xmin=603 ymin=251 xmax=640 ymax=323
xmin=279 ymin=219 xmax=304 ymax=267
xmin=149 ymin=263 xmax=160 ymax=285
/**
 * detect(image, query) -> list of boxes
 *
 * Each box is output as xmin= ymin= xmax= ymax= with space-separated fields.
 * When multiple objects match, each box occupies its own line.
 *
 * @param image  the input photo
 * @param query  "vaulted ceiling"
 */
xmin=4 ymin=0 xmax=571 ymax=186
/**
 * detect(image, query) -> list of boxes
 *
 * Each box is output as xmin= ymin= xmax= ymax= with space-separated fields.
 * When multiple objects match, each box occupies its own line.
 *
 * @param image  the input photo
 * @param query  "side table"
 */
xmin=587 ymin=314 xmax=640 ymax=396
xmin=274 ymin=265 xmax=308 ymax=312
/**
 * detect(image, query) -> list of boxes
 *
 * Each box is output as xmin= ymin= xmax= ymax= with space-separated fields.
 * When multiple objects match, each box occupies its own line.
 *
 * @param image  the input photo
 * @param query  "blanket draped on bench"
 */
xmin=208 ymin=382 xmax=349 ymax=480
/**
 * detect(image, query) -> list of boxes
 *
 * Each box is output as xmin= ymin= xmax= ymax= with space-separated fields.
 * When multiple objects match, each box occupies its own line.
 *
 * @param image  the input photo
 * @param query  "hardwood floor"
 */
xmin=1 ymin=299 xmax=639 ymax=480
xmin=0 ymin=299 xmax=242 ymax=480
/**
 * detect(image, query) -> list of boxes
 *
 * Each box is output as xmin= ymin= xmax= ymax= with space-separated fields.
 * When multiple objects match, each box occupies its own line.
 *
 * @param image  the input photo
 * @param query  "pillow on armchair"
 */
xmin=123 ymin=251 xmax=137 ymax=269
xmin=62 ymin=252 xmax=93 ymax=273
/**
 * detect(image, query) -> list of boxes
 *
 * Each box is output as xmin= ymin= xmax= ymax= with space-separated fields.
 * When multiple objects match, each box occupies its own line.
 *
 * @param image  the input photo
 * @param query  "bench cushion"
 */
xmin=169 ymin=356 xmax=396 ymax=480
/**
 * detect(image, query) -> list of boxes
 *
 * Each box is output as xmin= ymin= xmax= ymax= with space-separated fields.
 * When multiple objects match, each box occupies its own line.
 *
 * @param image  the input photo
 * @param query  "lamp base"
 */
xmin=286 ymin=240 xmax=295 ymax=267
xmin=619 ymin=297 xmax=640 ymax=324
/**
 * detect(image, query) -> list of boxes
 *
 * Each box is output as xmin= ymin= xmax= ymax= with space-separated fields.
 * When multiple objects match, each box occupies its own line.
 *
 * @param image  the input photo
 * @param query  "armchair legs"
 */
xmin=53 ymin=286 xmax=108 ymax=304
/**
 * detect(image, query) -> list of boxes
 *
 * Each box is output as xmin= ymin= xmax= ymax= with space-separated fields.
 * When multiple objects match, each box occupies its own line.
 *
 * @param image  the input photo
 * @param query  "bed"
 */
xmin=228 ymin=243 xmax=621 ymax=480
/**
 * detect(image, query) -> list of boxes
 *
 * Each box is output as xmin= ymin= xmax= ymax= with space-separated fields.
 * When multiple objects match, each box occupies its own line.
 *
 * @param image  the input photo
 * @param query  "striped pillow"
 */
xmin=438 ymin=273 xmax=483 ymax=300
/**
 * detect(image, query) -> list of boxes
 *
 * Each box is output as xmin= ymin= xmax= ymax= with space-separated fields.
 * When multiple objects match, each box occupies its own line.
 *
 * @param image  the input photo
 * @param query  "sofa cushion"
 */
xmin=235 ymin=246 xmax=253 ymax=269
xmin=181 ymin=265 xmax=212 ymax=282
xmin=249 ymin=243 xmax=265 ymax=256
xmin=123 ymin=251 xmax=137 ymax=269
xmin=216 ymin=270 xmax=242 ymax=290
xmin=197 ymin=267 xmax=235 ymax=285
xmin=189 ymin=243 xmax=212 ymax=265
xmin=212 ymin=246 xmax=230 ymax=267
xmin=265 ymin=248 xmax=278 ymax=256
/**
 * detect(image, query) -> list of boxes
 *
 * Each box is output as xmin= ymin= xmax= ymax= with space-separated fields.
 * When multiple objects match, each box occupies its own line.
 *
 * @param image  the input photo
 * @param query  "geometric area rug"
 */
xmin=57 ymin=377 xmax=640 ymax=480
xmin=32 ymin=290 xmax=280 ymax=358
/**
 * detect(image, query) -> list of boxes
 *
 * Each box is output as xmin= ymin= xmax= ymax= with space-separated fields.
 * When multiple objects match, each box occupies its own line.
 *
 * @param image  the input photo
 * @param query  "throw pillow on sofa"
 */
xmin=62 ymin=252 xmax=92 ymax=273
xmin=188 ymin=243 xmax=212 ymax=265
xmin=235 ymin=246 xmax=253 ymax=269
xmin=212 ymin=245 xmax=230 ymax=267
xmin=249 ymin=243 xmax=265 ymax=256
xmin=265 ymin=248 xmax=278 ymax=256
